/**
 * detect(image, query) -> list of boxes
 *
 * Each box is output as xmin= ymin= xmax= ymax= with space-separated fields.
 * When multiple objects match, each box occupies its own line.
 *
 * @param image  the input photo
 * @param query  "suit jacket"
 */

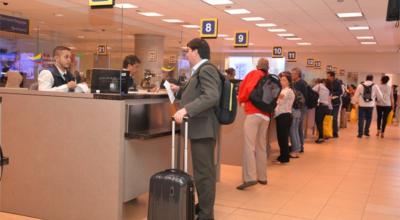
xmin=177 ymin=62 xmax=221 ymax=139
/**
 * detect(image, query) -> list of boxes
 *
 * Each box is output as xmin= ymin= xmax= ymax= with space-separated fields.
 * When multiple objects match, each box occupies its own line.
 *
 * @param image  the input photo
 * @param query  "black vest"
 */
xmin=47 ymin=65 xmax=74 ymax=88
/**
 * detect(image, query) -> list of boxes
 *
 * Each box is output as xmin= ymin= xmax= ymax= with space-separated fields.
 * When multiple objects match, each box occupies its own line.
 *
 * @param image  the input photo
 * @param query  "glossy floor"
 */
xmin=2 ymin=122 xmax=400 ymax=220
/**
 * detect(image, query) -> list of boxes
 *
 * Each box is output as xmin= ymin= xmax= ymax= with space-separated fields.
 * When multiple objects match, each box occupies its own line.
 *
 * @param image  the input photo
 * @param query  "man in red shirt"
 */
xmin=236 ymin=58 xmax=271 ymax=190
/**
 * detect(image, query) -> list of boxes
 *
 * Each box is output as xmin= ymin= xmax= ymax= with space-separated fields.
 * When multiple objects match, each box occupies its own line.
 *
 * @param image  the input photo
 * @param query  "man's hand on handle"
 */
xmin=173 ymin=108 xmax=188 ymax=124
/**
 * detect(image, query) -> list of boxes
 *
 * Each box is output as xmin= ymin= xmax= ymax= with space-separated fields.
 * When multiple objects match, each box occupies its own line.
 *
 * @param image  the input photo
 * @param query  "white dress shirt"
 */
xmin=352 ymin=80 xmax=383 ymax=107
xmin=38 ymin=65 xmax=69 ymax=92
xmin=191 ymin=59 xmax=208 ymax=76
xmin=275 ymin=87 xmax=295 ymax=118
xmin=313 ymin=83 xmax=331 ymax=108
xmin=377 ymin=84 xmax=392 ymax=107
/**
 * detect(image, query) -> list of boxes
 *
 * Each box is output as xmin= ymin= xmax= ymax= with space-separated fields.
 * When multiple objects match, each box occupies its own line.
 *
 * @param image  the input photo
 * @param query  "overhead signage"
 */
xmin=306 ymin=58 xmax=314 ymax=67
xmin=234 ymin=31 xmax=249 ymax=47
xmin=272 ymin=46 xmax=283 ymax=58
xmin=200 ymin=18 xmax=218 ymax=38
xmin=287 ymin=51 xmax=296 ymax=62
xmin=0 ymin=14 xmax=29 ymax=35
xmin=89 ymin=0 xmax=115 ymax=9
xmin=97 ymin=45 xmax=107 ymax=55
xmin=314 ymin=61 xmax=321 ymax=69
xmin=326 ymin=65 xmax=332 ymax=72
xmin=339 ymin=69 xmax=345 ymax=76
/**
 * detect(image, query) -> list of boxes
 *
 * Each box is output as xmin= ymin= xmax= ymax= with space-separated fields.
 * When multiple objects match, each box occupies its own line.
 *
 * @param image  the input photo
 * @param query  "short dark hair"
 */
xmin=187 ymin=38 xmax=210 ymax=60
xmin=53 ymin=46 xmax=71 ymax=57
xmin=381 ymin=75 xmax=390 ymax=84
xmin=123 ymin=55 xmax=141 ymax=68
xmin=327 ymin=71 xmax=335 ymax=78
xmin=366 ymin=74 xmax=373 ymax=81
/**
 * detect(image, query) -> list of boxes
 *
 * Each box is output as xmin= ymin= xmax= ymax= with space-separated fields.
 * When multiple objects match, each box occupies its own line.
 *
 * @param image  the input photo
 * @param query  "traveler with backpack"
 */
xmin=291 ymin=68 xmax=310 ymax=153
xmin=352 ymin=75 xmax=383 ymax=138
xmin=275 ymin=71 xmax=295 ymax=163
xmin=376 ymin=75 xmax=393 ymax=138
xmin=327 ymin=71 xmax=343 ymax=138
xmin=236 ymin=58 xmax=273 ymax=190
xmin=313 ymin=79 xmax=332 ymax=143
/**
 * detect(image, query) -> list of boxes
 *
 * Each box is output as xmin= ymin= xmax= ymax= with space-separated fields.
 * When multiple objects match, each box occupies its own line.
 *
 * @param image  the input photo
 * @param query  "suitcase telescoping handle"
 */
xmin=171 ymin=116 xmax=189 ymax=173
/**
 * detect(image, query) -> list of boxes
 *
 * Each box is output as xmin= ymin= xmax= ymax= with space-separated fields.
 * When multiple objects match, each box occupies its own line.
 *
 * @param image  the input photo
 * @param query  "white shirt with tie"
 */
xmin=191 ymin=59 xmax=208 ymax=76
xmin=38 ymin=65 xmax=70 ymax=92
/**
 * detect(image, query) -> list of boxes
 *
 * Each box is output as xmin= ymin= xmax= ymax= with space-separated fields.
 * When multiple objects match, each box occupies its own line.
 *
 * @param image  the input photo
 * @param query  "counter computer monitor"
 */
xmin=90 ymin=68 xmax=129 ymax=94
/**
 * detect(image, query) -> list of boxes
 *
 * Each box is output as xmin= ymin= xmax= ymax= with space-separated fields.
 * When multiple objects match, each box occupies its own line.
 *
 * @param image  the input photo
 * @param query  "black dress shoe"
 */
xmin=236 ymin=181 xmax=257 ymax=190
xmin=257 ymin=180 xmax=267 ymax=185
xmin=364 ymin=133 xmax=370 ymax=137
xmin=357 ymin=134 xmax=362 ymax=138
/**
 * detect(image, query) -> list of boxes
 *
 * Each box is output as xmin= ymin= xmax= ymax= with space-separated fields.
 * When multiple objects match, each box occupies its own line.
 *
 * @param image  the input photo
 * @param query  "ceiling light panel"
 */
xmin=286 ymin=37 xmax=302 ymax=41
xmin=361 ymin=42 xmax=377 ymax=45
xmin=356 ymin=36 xmax=374 ymax=40
xmin=202 ymin=0 xmax=233 ymax=5
xmin=162 ymin=19 xmax=184 ymax=23
xmin=336 ymin=12 xmax=363 ymax=18
xmin=114 ymin=3 xmax=138 ymax=9
xmin=224 ymin=37 xmax=234 ymax=41
xmin=182 ymin=25 xmax=200 ymax=29
xmin=225 ymin=9 xmax=250 ymax=15
xmin=348 ymin=26 xmax=369 ymax=30
xmin=138 ymin=12 xmax=163 ymax=17
xmin=277 ymin=33 xmax=295 ymax=37
xmin=256 ymin=23 xmax=277 ymax=27
xmin=218 ymin=34 xmax=229 ymax=37
xmin=297 ymin=42 xmax=311 ymax=45
xmin=268 ymin=28 xmax=286 ymax=32
xmin=242 ymin=17 xmax=265 ymax=21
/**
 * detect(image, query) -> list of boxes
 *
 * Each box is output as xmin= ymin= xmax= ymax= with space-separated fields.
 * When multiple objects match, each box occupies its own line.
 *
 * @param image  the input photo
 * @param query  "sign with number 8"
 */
xmin=200 ymin=18 xmax=218 ymax=38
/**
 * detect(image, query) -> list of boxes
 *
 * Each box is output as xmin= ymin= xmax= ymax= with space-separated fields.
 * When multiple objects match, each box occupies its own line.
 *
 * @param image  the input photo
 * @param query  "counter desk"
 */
xmin=0 ymin=89 xmax=177 ymax=220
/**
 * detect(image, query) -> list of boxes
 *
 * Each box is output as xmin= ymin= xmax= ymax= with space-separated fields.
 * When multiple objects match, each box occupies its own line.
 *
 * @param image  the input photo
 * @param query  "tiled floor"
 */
xmin=2 ymin=122 xmax=400 ymax=220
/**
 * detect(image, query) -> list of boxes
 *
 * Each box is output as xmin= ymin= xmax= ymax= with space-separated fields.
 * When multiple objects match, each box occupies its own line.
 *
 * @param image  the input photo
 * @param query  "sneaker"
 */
xmin=236 ymin=181 xmax=257 ymax=190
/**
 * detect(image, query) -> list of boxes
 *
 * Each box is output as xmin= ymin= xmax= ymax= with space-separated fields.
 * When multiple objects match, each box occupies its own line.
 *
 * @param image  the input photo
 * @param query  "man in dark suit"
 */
xmin=327 ymin=71 xmax=343 ymax=138
xmin=172 ymin=38 xmax=221 ymax=220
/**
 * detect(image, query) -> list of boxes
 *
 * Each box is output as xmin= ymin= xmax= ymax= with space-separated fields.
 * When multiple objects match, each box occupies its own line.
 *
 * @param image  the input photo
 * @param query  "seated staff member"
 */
xmin=122 ymin=55 xmax=141 ymax=91
xmin=38 ymin=46 xmax=76 ymax=92
xmin=159 ymin=66 xmax=179 ymax=89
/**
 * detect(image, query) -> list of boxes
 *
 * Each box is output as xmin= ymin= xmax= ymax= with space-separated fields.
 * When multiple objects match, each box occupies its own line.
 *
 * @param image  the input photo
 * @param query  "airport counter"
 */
xmin=0 ymin=89 xmax=177 ymax=220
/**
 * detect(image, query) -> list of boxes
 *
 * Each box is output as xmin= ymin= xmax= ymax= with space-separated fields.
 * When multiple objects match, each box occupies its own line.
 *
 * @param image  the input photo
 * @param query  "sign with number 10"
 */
xmin=272 ymin=46 xmax=283 ymax=58
xmin=234 ymin=31 xmax=249 ymax=47
xmin=200 ymin=18 xmax=218 ymax=38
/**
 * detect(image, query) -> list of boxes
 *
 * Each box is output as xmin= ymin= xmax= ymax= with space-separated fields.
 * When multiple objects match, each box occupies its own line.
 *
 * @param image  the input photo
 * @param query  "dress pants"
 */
xmin=242 ymin=114 xmax=269 ymax=182
xmin=315 ymin=104 xmax=329 ymax=139
xmin=376 ymin=106 xmax=392 ymax=133
xmin=358 ymin=107 xmax=373 ymax=136
xmin=332 ymin=105 xmax=340 ymax=137
xmin=191 ymin=138 xmax=216 ymax=220
xmin=276 ymin=113 xmax=292 ymax=162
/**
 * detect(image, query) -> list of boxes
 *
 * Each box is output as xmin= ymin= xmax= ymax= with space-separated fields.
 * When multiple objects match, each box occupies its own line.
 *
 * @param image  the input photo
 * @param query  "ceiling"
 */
xmin=0 ymin=0 xmax=399 ymax=53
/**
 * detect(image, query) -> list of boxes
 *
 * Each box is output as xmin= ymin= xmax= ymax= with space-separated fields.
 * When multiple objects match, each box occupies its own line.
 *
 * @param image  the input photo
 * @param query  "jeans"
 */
xmin=315 ymin=104 xmax=329 ymax=139
xmin=276 ymin=113 xmax=292 ymax=162
xmin=298 ymin=106 xmax=307 ymax=151
xmin=376 ymin=106 xmax=392 ymax=133
xmin=332 ymin=105 xmax=341 ymax=137
xmin=290 ymin=109 xmax=301 ymax=153
xmin=358 ymin=107 xmax=373 ymax=136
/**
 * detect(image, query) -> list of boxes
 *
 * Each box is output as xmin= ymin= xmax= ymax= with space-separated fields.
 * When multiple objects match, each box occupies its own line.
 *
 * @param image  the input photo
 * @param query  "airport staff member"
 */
xmin=122 ymin=55 xmax=141 ymax=91
xmin=38 ymin=46 xmax=76 ymax=92
xmin=171 ymin=38 xmax=221 ymax=220
xmin=159 ymin=66 xmax=178 ymax=89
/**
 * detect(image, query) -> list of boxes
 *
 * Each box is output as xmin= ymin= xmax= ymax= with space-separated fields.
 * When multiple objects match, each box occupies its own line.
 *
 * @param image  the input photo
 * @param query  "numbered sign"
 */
xmin=234 ymin=31 xmax=249 ymax=47
xmin=97 ymin=45 xmax=107 ymax=55
xmin=314 ymin=61 xmax=321 ymax=69
xmin=272 ymin=46 xmax=283 ymax=58
xmin=287 ymin=51 xmax=296 ymax=62
xmin=326 ymin=65 xmax=332 ymax=72
xmin=339 ymin=69 xmax=345 ymax=76
xmin=200 ymin=18 xmax=218 ymax=38
xmin=89 ymin=0 xmax=114 ymax=8
xmin=306 ymin=58 xmax=314 ymax=67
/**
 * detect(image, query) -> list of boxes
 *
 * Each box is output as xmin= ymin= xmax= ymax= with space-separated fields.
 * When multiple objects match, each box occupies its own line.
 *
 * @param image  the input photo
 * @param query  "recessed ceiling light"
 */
xmin=256 ymin=23 xmax=277 ymax=27
xmin=286 ymin=37 xmax=302 ymax=41
xmin=356 ymin=36 xmax=374 ymax=40
xmin=297 ymin=42 xmax=311 ymax=46
xmin=114 ymin=3 xmax=138 ymax=9
xmin=348 ymin=26 xmax=369 ymax=30
xmin=224 ymin=9 xmax=250 ymax=15
xmin=361 ymin=41 xmax=377 ymax=45
xmin=249 ymin=43 xmax=254 ymax=46
xmin=54 ymin=13 xmax=63 ymax=17
xmin=162 ymin=19 xmax=184 ymax=23
xmin=218 ymin=34 xmax=229 ymax=37
xmin=182 ymin=25 xmax=200 ymax=29
xmin=268 ymin=28 xmax=287 ymax=32
xmin=277 ymin=33 xmax=295 ymax=37
xmin=242 ymin=17 xmax=265 ymax=21
xmin=138 ymin=12 xmax=163 ymax=17
xmin=337 ymin=12 xmax=363 ymax=18
xmin=202 ymin=0 xmax=233 ymax=5
xmin=77 ymin=35 xmax=85 ymax=39
xmin=224 ymin=37 xmax=234 ymax=41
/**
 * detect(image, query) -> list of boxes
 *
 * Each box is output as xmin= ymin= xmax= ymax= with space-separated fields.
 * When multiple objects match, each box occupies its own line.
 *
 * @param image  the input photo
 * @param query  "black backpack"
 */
xmin=362 ymin=83 xmax=374 ymax=102
xmin=249 ymin=73 xmax=282 ymax=113
xmin=198 ymin=64 xmax=237 ymax=125
xmin=292 ymin=89 xmax=306 ymax=109
xmin=306 ymin=85 xmax=319 ymax=108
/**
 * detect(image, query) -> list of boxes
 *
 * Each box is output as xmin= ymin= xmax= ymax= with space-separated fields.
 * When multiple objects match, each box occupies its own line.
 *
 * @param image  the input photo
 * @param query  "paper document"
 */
xmin=163 ymin=80 xmax=175 ymax=104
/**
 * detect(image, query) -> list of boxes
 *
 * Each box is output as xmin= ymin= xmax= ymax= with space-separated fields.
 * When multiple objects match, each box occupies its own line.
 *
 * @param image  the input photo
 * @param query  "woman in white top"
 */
xmin=313 ymin=79 xmax=332 ymax=143
xmin=274 ymin=71 xmax=295 ymax=163
xmin=376 ymin=75 xmax=393 ymax=138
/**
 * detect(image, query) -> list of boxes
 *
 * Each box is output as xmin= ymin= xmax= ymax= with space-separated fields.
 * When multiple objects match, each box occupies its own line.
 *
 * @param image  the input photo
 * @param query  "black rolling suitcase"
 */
xmin=147 ymin=117 xmax=195 ymax=220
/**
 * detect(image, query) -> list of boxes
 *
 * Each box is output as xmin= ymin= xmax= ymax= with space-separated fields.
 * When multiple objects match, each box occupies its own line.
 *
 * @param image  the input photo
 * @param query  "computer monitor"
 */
xmin=90 ymin=68 xmax=129 ymax=94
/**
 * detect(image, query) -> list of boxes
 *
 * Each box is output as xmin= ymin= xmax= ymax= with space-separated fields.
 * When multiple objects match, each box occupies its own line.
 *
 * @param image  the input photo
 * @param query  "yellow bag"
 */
xmin=387 ymin=110 xmax=394 ymax=125
xmin=350 ymin=107 xmax=358 ymax=123
xmin=323 ymin=115 xmax=333 ymax=138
